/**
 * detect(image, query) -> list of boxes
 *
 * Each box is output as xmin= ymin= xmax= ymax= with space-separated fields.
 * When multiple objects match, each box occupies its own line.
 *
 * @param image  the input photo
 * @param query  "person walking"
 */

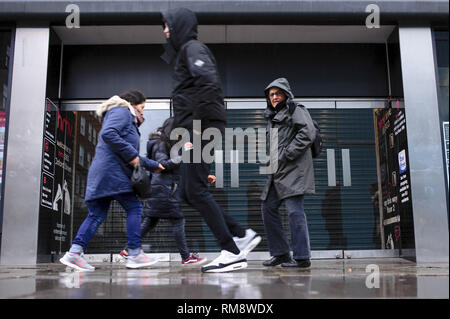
xmin=119 ymin=118 xmax=207 ymax=266
xmin=60 ymin=90 xmax=164 ymax=271
xmin=160 ymin=8 xmax=261 ymax=273
xmin=261 ymin=78 xmax=316 ymax=269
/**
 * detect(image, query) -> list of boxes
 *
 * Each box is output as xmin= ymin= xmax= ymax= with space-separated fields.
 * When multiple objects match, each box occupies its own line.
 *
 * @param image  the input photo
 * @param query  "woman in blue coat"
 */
xmin=60 ymin=90 xmax=164 ymax=271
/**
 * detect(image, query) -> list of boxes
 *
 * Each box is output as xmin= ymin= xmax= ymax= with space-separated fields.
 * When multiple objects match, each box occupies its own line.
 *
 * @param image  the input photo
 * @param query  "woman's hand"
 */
xmin=129 ymin=156 xmax=140 ymax=168
xmin=154 ymin=163 xmax=165 ymax=173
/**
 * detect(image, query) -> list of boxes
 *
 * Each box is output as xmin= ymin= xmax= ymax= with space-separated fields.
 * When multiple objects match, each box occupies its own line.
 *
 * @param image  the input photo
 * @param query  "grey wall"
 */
xmin=61 ymin=43 xmax=389 ymax=99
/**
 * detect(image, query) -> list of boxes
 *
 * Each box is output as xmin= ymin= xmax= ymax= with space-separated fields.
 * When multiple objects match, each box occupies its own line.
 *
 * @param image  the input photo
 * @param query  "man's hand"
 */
xmin=129 ymin=156 xmax=140 ymax=168
xmin=208 ymin=175 xmax=216 ymax=184
xmin=154 ymin=163 xmax=165 ymax=173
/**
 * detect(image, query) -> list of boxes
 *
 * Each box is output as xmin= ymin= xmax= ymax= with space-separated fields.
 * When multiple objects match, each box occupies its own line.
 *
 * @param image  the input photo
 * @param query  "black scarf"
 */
xmin=271 ymin=100 xmax=287 ymax=116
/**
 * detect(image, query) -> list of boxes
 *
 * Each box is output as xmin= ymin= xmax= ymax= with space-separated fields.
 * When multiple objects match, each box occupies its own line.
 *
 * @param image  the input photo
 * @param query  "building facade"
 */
xmin=0 ymin=0 xmax=448 ymax=265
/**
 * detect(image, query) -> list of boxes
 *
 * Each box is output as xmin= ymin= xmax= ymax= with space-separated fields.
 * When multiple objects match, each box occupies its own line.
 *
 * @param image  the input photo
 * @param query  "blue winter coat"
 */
xmin=143 ymin=133 xmax=183 ymax=219
xmin=85 ymin=97 xmax=159 ymax=202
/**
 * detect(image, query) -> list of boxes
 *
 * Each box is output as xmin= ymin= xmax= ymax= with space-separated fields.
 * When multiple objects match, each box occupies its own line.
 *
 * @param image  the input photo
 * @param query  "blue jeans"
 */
xmin=261 ymin=184 xmax=311 ymax=260
xmin=70 ymin=192 xmax=143 ymax=256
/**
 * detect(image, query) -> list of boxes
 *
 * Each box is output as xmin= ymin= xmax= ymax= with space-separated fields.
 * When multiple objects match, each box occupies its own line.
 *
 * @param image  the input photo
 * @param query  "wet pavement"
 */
xmin=0 ymin=258 xmax=448 ymax=299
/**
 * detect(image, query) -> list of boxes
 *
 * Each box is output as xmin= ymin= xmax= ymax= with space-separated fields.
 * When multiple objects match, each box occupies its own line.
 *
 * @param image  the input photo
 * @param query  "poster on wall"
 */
xmin=376 ymin=107 xmax=415 ymax=251
xmin=39 ymin=98 xmax=74 ymax=255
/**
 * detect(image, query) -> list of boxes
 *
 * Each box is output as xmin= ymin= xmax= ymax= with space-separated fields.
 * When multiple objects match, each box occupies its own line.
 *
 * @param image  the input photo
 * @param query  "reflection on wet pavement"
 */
xmin=0 ymin=258 xmax=448 ymax=299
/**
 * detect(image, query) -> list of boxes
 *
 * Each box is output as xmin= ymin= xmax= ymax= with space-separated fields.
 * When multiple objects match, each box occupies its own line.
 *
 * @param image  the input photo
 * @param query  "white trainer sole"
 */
xmin=182 ymin=258 xmax=208 ymax=267
xmin=126 ymin=259 xmax=159 ymax=269
xmin=202 ymin=261 xmax=248 ymax=273
xmin=59 ymin=257 xmax=95 ymax=272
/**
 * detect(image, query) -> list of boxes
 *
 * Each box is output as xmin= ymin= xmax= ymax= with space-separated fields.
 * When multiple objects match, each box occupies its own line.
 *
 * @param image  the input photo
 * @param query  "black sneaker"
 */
xmin=281 ymin=259 xmax=311 ymax=269
xmin=262 ymin=253 xmax=292 ymax=267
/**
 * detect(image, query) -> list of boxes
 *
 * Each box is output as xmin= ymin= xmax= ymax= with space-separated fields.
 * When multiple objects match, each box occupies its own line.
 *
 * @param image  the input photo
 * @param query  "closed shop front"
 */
xmin=61 ymin=98 xmax=413 ymax=259
xmin=37 ymin=37 xmax=416 ymax=260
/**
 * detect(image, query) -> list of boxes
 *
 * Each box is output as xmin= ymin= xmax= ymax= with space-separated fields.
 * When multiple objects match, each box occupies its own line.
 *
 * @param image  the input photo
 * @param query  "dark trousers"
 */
xmin=262 ymin=184 xmax=311 ymax=260
xmin=141 ymin=216 xmax=190 ymax=260
xmin=179 ymin=143 xmax=245 ymax=254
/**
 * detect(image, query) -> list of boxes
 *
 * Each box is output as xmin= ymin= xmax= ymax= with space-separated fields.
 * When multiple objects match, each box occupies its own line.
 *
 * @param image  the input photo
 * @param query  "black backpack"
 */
xmin=288 ymin=103 xmax=323 ymax=158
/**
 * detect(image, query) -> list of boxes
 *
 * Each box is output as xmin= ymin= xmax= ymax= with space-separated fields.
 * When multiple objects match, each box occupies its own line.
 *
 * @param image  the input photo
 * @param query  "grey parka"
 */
xmin=260 ymin=78 xmax=316 ymax=201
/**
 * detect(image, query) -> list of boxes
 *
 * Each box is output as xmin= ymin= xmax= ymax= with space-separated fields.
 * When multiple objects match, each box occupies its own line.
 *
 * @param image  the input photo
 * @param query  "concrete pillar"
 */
xmin=1 ymin=28 xmax=49 ymax=264
xmin=398 ymin=27 xmax=449 ymax=264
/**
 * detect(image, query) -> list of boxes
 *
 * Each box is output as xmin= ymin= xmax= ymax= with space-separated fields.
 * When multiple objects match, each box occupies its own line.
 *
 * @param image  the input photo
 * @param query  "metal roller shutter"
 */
xmin=75 ymin=106 xmax=382 ymax=254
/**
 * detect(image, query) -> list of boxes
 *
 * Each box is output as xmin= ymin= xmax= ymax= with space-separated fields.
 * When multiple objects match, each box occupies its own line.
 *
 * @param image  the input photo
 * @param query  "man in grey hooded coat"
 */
xmin=261 ymin=78 xmax=316 ymax=268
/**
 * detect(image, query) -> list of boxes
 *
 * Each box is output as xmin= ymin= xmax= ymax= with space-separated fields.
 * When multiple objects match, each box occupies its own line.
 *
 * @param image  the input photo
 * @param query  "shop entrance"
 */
xmin=36 ymin=98 xmax=415 ymax=259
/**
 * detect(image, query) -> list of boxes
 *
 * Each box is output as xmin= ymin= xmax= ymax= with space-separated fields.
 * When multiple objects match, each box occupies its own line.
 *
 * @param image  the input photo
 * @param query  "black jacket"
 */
xmin=161 ymin=8 xmax=226 ymax=133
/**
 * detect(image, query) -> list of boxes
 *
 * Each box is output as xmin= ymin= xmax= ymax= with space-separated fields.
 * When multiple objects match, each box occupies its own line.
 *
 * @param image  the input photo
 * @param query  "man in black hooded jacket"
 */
xmin=161 ymin=8 xmax=261 ymax=273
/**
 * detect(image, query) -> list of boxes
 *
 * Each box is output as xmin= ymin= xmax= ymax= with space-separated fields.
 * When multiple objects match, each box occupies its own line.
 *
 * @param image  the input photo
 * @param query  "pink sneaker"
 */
xmin=119 ymin=249 xmax=129 ymax=259
xmin=126 ymin=252 xmax=159 ymax=269
xmin=118 ymin=249 xmax=144 ymax=262
xmin=182 ymin=253 xmax=207 ymax=266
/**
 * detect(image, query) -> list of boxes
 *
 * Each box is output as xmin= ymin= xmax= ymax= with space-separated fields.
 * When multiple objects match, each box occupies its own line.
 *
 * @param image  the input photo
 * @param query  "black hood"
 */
xmin=161 ymin=8 xmax=198 ymax=64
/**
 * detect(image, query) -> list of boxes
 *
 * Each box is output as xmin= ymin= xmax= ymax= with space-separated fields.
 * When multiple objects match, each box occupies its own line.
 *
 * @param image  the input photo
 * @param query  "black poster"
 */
xmin=39 ymin=99 xmax=75 ymax=255
xmin=376 ymin=107 xmax=415 ymax=251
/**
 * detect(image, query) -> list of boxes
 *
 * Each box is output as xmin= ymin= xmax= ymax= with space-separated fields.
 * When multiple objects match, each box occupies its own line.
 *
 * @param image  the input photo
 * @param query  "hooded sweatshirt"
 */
xmin=161 ymin=8 xmax=226 ymax=133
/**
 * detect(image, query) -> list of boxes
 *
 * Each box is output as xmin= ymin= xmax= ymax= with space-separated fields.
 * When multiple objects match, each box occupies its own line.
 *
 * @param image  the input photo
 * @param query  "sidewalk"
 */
xmin=0 ymin=258 xmax=448 ymax=299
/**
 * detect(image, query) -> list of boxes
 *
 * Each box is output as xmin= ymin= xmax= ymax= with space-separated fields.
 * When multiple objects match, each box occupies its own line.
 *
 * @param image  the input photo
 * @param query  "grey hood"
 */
xmin=264 ymin=78 xmax=295 ymax=117
xmin=264 ymin=78 xmax=295 ymax=102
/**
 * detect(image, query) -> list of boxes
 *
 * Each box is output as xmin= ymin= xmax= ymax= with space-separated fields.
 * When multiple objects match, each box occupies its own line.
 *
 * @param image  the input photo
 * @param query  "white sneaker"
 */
xmin=201 ymin=250 xmax=247 ymax=273
xmin=234 ymin=229 xmax=262 ymax=255
xmin=59 ymin=252 xmax=95 ymax=272
xmin=126 ymin=252 xmax=159 ymax=269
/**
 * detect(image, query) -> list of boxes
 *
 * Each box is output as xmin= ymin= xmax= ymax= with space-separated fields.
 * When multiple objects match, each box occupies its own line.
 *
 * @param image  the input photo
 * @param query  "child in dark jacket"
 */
xmin=120 ymin=118 xmax=207 ymax=266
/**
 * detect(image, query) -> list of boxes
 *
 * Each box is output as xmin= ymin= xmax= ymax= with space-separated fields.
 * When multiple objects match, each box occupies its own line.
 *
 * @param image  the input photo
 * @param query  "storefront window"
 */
xmin=0 ymin=30 xmax=12 ymax=241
